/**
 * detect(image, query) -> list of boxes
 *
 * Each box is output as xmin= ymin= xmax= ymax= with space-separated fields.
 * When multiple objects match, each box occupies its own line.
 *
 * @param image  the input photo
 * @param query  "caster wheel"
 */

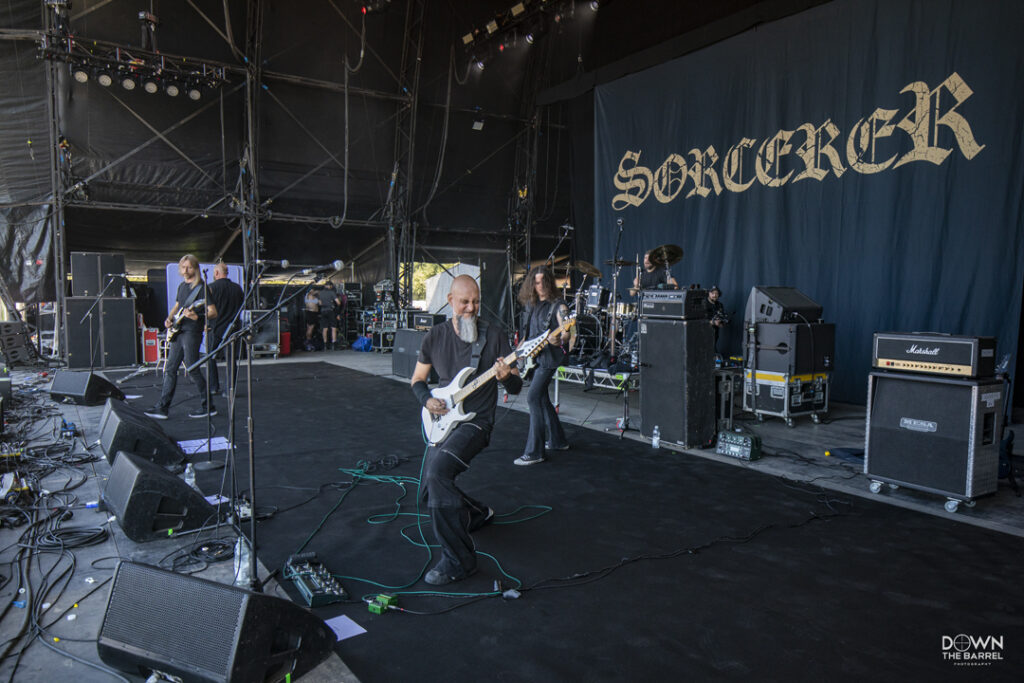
xmin=944 ymin=499 xmax=960 ymax=513
xmin=811 ymin=414 xmax=820 ymax=424
xmin=757 ymin=414 xmax=765 ymax=423
xmin=869 ymin=481 xmax=883 ymax=494
xmin=964 ymin=500 xmax=976 ymax=508
xmin=785 ymin=419 xmax=794 ymax=428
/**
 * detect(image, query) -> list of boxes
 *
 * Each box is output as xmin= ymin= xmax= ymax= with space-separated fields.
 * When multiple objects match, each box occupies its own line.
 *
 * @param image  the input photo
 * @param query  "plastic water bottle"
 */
xmin=183 ymin=463 xmax=198 ymax=491
xmin=233 ymin=536 xmax=251 ymax=587
xmin=651 ymin=425 xmax=661 ymax=449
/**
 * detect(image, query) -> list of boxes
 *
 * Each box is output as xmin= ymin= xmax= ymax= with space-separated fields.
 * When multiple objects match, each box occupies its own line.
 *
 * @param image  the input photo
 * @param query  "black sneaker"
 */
xmin=514 ymin=453 xmax=545 ymax=466
xmin=189 ymin=406 xmax=217 ymax=418
xmin=144 ymin=406 xmax=169 ymax=420
xmin=545 ymin=442 xmax=571 ymax=451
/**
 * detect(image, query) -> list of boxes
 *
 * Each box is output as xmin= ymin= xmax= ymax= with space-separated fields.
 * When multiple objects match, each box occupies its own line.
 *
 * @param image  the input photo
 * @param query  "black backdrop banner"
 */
xmin=593 ymin=0 xmax=1024 ymax=403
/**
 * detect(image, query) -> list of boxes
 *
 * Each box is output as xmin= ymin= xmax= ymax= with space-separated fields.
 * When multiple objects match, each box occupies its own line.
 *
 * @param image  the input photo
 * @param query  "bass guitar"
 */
xmin=421 ymin=315 xmax=577 ymax=446
xmin=167 ymin=299 xmax=206 ymax=342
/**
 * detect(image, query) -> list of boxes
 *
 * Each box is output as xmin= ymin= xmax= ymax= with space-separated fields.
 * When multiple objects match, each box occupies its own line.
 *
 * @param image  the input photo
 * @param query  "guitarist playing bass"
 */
xmin=410 ymin=275 xmax=522 ymax=586
xmin=145 ymin=254 xmax=219 ymax=420
xmin=514 ymin=265 xmax=572 ymax=466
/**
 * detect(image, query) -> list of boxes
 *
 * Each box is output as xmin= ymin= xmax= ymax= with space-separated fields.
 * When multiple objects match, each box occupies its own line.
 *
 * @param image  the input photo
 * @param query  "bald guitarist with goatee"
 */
xmin=410 ymin=275 xmax=522 ymax=586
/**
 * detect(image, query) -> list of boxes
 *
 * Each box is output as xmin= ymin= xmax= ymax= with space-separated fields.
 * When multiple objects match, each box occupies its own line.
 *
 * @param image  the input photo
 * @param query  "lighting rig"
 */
xmin=460 ymin=0 xmax=601 ymax=70
xmin=39 ymin=8 xmax=227 ymax=101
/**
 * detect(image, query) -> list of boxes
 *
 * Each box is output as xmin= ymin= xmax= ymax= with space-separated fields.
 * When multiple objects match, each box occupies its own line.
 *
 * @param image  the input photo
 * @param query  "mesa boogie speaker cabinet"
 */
xmin=392 ymin=328 xmax=436 ymax=381
xmin=864 ymin=371 xmax=1003 ymax=508
xmin=64 ymin=297 xmax=138 ymax=369
xmin=98 ymin=561 xmax=334 ymax=682
xmin=639 ymin=318 xmax=715 ymax=448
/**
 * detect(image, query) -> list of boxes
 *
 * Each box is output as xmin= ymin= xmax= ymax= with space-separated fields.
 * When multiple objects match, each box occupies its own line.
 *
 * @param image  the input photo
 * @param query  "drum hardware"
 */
xmin=604 ymin=258 xmax=636 ymax=267
xmin=572 ymin=260 xmax=602 ymax=278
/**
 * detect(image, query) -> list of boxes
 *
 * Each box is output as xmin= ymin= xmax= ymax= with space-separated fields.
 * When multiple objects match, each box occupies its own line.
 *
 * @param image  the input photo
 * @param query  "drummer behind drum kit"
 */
xmin=561 ymin=244 xmax=684 ymax=370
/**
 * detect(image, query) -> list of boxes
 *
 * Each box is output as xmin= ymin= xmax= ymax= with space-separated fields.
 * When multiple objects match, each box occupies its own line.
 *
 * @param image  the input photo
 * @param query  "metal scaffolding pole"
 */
xmin=43 ymin=5 xmax=68 ymax=364
xmin=240 ymin=0 xmax=264 ymax=305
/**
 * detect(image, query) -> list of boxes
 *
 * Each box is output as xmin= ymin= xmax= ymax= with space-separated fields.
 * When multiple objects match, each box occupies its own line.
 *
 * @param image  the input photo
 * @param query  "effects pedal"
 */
xmin=715 ymin=431 xmax=762 ymax=461
xmin=284 ymin=552 xmax=347 ymax=607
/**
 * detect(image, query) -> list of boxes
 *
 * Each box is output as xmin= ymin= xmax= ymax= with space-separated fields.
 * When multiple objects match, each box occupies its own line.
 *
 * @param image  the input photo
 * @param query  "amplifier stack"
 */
xmin=865 ymin=332 xmax=1002 ymax=511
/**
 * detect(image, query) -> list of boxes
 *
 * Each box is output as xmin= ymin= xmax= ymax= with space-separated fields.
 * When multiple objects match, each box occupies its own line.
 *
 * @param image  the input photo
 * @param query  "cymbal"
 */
xmin=572 ymin=260 xmax=602 ymax=278
xmin=648 ymin=244 xmax=683 ymax=267
xmin=604 ymin=258 xmax=636 ymax=267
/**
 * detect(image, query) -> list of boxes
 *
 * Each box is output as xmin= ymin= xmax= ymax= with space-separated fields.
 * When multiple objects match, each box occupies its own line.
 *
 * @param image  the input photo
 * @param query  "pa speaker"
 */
xmin=98 ymin=398 xmax=185 ymax=467
xmin=744 ymin=286 xmax=822 ymax=324
xmin=392 ymin=329 xmax=437 ymax=381
xmin=639 ymin=318 xmax=715 ymax=448
xmin=49 ymin=370 xmax=125 ymax=406
xmin=103 ymin=451 xmax=216 ymax=542
xmin=865 ymin=371 xmax=1003 ymax=500
xmin=98 ymin=561 xmax=334 ymax=683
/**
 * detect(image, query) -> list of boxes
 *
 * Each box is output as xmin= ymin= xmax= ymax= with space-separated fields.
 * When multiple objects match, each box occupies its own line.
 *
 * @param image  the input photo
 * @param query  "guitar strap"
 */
xmin=470 ymin=320 xmax=489 ymax=372
xmin=181 ymin=282 xmax=202 ymax=310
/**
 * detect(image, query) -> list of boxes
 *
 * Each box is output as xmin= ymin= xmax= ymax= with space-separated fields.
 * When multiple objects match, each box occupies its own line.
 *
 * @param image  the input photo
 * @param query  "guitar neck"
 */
xmin=451 ymin=349 xmax=520 ymax=405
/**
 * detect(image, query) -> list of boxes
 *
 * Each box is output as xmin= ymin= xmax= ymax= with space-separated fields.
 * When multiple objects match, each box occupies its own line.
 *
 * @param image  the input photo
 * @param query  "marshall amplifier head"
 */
xmin=873 ymin=332 xmax=996 ymax=378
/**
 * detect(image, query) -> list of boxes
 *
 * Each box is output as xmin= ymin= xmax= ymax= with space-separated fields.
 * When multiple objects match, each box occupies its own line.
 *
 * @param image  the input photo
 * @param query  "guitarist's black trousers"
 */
xmin=158 ymin=329 xmax=210 ymax=411
xmin=420 ymin=421 xmax=493 ymax=575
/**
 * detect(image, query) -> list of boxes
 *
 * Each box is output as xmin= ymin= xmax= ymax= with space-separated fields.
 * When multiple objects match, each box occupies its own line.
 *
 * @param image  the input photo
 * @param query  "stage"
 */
xmin=0 ymin=351 xmax=1021 ymax=682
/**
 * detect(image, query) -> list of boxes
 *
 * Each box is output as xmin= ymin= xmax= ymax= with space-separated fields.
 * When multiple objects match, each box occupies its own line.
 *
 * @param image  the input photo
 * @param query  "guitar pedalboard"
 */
xmin=284 ymin=552 xmax=347 ymax=607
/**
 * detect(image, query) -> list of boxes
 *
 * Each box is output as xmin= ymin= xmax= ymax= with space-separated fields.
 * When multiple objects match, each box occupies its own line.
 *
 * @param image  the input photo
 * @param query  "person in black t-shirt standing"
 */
xmin=318 ymin=282 xmax=341 ymax=351
xmin=146 ymin=254 xmax=218 ymax=420
xmin=205 ymin=261 xmax=244 ymax=396
xmin=515 ymin=266 xmax=571 ymax=466
xmin=410 ymin=275 xmax=522 ymax=586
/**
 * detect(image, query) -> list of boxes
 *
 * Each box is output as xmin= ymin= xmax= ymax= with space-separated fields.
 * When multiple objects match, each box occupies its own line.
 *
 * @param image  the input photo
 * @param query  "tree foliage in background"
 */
xmin=412 ymin=262 xmax=456 ymax=300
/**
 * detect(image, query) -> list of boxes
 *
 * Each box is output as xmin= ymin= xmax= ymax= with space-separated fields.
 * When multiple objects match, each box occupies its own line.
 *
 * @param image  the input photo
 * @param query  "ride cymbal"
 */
xmin=648 ymin=244 xmax=683 ymax=267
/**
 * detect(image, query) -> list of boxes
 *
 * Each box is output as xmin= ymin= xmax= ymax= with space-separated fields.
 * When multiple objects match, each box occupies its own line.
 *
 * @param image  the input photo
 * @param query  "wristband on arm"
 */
xmin=412 ymin=380 xmax=433 ymax=407
xmin=501 ymin=373 xmax=523 ymax=395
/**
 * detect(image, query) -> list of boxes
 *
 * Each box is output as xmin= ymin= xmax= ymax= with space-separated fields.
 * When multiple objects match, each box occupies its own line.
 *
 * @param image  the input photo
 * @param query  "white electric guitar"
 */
xmin=421 ymin=315 xmax=577 ymax=446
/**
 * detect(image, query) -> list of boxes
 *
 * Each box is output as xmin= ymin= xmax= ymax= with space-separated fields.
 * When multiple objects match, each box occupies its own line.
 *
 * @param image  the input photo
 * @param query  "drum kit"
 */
xmin=559 ymin=243 xmax=684 ymax=369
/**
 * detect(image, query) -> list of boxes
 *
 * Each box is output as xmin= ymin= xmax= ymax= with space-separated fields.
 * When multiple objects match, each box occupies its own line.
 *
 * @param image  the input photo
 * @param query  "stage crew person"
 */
xmin=319 ymin=282 xmax=341 ymax=351
xmin=146 ymin=254 xmax=218 ymax=420
xmin=410 ymin=275 xmax=522 ymax=586
xmin=632 ymin=250 xmax=678 ymax=291
xmin=205 ymin=261 xmax=244 ymax=396
xmin=705 ymin=286 xmax=728 ymax=352
xmin=515 ymin=266 xmax=571 ymax=466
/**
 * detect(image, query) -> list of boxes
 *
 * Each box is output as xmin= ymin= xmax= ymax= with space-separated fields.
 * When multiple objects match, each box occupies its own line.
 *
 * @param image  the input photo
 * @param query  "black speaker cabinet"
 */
xmin=99 ymin=398 xmax=185 ymax=467
xmin=98 ymin=561 xmax=335 ymax=683
xmin=64 ymin=296 xmax=138 ymax=369
xmin=639 ymin=318 xmax=716 ymax=448
xmin=744 ymin=286 xmax=822 ymax=324
xmin=71 ymin=251 xmax=126 ymax=298
xmin=49 ymin=370 xmax=125 ymax=405
xmin=745 ymin=322 xmax=835 ymax=375
xmin=865 ymin=371 xmax=1003 ymax=501
xmin=392 ymin=329 xmax=437 ymax=381
xmin=103 ymin=451 xmax=216 ymax=542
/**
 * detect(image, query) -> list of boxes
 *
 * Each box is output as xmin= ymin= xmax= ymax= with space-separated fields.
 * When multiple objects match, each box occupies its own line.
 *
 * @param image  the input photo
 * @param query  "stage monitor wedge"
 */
xmin=98 ymin=561 xmax=335 ymax=683
xmin=49 ymin=370 xmax=125 ymax=406
xmin=98 ymin=398 xmax=185 ymax=468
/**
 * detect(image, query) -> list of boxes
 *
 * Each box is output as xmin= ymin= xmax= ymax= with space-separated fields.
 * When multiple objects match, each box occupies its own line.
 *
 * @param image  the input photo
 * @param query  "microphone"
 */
xmin=616 ymin=218 xmax=623 ymax=228
xmin=106 ymin=272 xmax=128 ymax=277
xmin=255 ymin=258 xmax=290 ymax=268
xmin=302 ymin=260 xmax=344 ymax=276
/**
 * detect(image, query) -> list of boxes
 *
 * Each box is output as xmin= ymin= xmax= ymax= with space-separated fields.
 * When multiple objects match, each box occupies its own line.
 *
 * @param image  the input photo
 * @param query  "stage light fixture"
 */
xmin=486 ymin=20 xmax=499 ymax=34
xmin=472 ymin=119 xmax=485 ymax=131
xmin=120 ymin=73 xmax=137 ymax=90
xmin=141 ymin=75 xmax=159 ymax=94
xmin=589 ymin=0 xmax=600 ymax=10
xmin=511 ymin=3 xmax=526 ymax=17
xmin=164 ymin=80 xmax=180 ymax=97
xmin=187 ymin=83 xmax=202 ymax=100
xmin=462 ymin=31 xmax=474 ymax=46
xmin=72 ymin=64 xmax=89 ymax=83
xmin=475 ymin=59 xmax=485 ymax=71
xmin=526 ymin=32 xmax=535 ymax=44
xmin=94 ymin=68 xmax=113 ymax=87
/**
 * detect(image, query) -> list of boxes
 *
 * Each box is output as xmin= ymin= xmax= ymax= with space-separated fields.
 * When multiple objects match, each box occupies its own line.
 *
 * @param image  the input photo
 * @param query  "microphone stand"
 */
xmin=79 ymin=275 xmax=119 ymax=374
xmin=187 ymin=269 xmax=323 ymax=592
xmin=194 ymin=271 xmax=223 ymax=472
xmin=609 ymin=220 xmax=625 ymax=357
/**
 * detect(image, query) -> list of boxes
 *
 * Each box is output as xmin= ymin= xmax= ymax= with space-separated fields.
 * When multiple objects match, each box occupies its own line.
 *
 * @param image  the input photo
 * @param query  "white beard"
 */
xmin=455 ymin=315 xmax=478 ymax=343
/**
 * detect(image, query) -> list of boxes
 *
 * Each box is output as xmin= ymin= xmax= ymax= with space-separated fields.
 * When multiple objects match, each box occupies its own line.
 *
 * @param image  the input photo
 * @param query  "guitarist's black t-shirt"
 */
xmin=174 ymin=281 xmax=204 ymax=333
xmin=417 ymin=320 xmax=512 ymax=429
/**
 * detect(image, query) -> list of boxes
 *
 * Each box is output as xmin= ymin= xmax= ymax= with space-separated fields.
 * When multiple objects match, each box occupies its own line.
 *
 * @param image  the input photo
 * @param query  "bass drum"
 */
xmin=568 ymin=312 xmax=604 ymax=362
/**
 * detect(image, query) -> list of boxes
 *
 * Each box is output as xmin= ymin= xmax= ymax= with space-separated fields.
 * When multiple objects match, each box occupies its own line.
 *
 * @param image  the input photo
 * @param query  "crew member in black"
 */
xmin=146 ymin=254 xmax=218 ymax=419
xmin=632 ymin=250 xmax=679 ymax=292
xmin=705 ymin=286 xmax=728 ymax=352
xmin=319 ymin=282 xmax=341 ymax=351
xmin=410 ymin=275 xmax=522 ymax=586
xmin=515 ymin=266 xmax=571 ymax=466
xmin=205 ymin=261 xmax=244 ymax=396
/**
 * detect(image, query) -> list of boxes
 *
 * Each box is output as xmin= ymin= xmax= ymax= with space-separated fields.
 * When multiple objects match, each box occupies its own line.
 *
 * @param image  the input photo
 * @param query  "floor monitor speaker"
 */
xmin=103 ymin=451 xmax=215 ymax=542
xmin=98 ymin=398 xmax=185 ymax=467
xmin=98 ymin=561 xmax=334 ymax=683
xmin=49 ymin=370 xmax=125 ymax=406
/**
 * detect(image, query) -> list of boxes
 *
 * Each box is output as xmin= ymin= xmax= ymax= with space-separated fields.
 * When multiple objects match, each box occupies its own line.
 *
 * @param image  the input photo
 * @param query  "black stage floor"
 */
xmin=118 ymin=362 xmax=1023 ymax=682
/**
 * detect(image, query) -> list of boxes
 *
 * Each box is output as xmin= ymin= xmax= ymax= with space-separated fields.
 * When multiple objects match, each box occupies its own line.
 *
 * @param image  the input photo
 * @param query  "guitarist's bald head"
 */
xmin=450 ymin=274 xmax=478 ymax=297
